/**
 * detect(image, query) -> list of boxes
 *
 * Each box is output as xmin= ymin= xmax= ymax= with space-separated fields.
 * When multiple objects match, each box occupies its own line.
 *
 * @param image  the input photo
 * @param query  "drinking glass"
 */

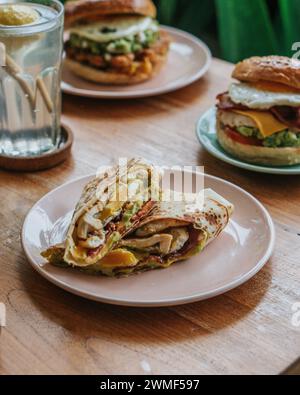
xmin=0 ymin=0 xmax=64 ymax=157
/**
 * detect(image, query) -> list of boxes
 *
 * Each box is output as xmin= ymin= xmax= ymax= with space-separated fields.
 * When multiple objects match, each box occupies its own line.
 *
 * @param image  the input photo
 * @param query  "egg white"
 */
xmin=229 ymin=83 xmax=300 ymax=110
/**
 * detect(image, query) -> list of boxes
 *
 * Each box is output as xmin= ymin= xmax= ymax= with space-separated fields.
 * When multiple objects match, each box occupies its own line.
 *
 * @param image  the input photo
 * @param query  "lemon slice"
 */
xmin=0 ymin=5 xmax=39 ymax=26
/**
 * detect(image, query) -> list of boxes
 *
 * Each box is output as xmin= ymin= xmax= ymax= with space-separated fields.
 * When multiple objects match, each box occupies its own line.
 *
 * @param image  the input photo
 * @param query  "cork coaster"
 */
xmin=0 ymin=124 xmax=73 ymax=172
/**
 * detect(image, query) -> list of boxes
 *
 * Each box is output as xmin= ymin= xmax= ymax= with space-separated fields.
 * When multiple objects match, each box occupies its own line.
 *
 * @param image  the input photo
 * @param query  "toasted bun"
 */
xmin=216 ymin=112 xmax=300 ymax=166
xmin=232 ymin=56 xmax=300 ymax=90
xmin=65 ymin=54 xmax=167 ymax=85
xmin=65 ymin=0 xmax=157 ymax=27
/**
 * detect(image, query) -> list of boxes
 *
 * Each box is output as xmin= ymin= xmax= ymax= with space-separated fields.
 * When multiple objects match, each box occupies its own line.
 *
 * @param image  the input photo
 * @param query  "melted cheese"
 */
xmin=99 ymin=200 xmax=123 ymax=222
xmin=70 ymin=16 xmax=157 ymax=43
xmin=98 ymin=249 xmax=139 ymax=268
xmin=232 ymin=110 xmax=288 ymax=137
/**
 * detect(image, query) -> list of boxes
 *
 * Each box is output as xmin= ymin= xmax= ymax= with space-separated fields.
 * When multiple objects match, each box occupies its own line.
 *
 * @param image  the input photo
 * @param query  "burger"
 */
xmin=216 ymin=56 xmax=300 ymax=166
xmin=64 ymin=0 xmax=170 ymax=85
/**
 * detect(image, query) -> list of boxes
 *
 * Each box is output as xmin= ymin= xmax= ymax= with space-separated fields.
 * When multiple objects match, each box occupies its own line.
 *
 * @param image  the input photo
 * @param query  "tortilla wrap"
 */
xmin=42 ymin=186 xmax=234 ymax=277
xmin=44 ymin=158 xmax=161 ymax=268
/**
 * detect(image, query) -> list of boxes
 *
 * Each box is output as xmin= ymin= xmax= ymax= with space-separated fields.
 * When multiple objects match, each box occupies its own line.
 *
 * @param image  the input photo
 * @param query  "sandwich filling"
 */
xmin=42 ymin=224 xmax=206 ymax=277
xmin=66 ymin=15 xmax=170 ymax=75
xmin=217 ymin=82 xmax=300 ymax=148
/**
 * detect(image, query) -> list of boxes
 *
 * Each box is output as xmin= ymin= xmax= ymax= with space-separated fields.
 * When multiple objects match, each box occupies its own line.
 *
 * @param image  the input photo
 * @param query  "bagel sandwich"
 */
xmin=64 ymin=0 xmax=170 ymax=85
xmin=216 ymin=56 xmax=300 ymax=166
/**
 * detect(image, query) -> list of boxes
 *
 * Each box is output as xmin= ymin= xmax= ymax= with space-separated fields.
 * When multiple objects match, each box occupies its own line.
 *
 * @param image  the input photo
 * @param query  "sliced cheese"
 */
xmin=232 ymin=109 xmax=288 ymax=138
xmin=71 ymin=245 xmax=88 ymax=260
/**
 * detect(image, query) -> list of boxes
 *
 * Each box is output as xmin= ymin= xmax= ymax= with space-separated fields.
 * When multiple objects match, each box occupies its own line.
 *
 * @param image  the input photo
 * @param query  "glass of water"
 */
xmin=0 ymin=0 xmax=64 ymax=157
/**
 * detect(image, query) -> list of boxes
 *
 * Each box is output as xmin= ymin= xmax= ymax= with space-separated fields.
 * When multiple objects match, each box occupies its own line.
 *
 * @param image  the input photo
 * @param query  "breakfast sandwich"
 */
xmin=216 ymin=56 xmax=300 ymax=166
xmin=42 ymin=159 xmax=234 ymax=277
xmin=64 ymin=0 xmax=170 ymax=84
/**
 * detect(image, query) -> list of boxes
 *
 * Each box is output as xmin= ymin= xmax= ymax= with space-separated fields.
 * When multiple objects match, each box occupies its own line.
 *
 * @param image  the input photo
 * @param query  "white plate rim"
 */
xmin=61 ymin=26 xmax=212 ymax=99
xmin=21 ymin=172 xmax=275 ymax=307
xmin=196 ymin=107 xmax=300 ymax=175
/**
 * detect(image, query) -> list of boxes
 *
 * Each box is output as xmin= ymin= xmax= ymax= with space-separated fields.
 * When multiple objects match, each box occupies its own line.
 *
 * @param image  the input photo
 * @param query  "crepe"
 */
xmin=97 ymin=188 xmax=234 ymax=276
xmin=42 ymin=164 xmax=234 ymax=277
xmin=42 ymin=158 xmax=161 ymax=268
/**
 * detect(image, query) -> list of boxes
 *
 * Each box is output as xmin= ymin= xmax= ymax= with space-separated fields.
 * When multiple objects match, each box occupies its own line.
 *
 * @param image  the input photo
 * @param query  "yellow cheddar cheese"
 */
xmin=99 ymin=200 xmax=123 ymax=222
xmin=232 ymin=109 xmax=288 ymax=138
xmin=71 ymin=245 xmax=88 ymax=260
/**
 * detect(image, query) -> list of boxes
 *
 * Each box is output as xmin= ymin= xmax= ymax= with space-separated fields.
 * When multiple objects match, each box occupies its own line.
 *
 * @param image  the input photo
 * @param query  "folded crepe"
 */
xmin=42 ymin=158 xmax=161 ymax=268
xmin=42 ymin=161 xmax=234 ymax=277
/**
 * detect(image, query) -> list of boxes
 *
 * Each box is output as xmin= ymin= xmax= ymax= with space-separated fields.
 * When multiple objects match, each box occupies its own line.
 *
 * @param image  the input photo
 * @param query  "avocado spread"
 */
xmin=69 ymin=29 xmax=159 ymax=55
xmin=236 ymin=126 xmax=300 ymax=148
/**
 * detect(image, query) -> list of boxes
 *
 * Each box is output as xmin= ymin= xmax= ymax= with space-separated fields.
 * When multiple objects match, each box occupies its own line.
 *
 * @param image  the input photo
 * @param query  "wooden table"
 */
xmin=1 ymin=58 xmax=299 ymax=375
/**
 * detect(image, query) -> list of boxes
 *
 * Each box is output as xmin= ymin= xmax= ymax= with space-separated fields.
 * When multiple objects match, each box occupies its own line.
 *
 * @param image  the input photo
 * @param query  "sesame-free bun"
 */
xmin=65 ymin=52 xmax=167 ymax=85
xmin=216 ymin=111 xmax=300 ymax=166
xmin=232 ymin=56 xmax=300 ymax=90
xmin=65 ymin=0 xmax=157 ymax=27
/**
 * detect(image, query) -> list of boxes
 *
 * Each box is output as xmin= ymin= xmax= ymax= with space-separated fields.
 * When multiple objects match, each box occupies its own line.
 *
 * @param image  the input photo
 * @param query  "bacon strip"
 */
xmin=271 ymin=107 xmax=300 ymax=129
xmin=217 ymin=92 xmax=248 ymax=111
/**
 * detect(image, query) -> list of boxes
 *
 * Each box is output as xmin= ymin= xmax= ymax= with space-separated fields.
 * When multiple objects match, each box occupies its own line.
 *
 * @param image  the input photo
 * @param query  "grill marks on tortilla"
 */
xmin=64 ymin=158 xmax=162 ymax=266
xmin=135 ymin=218 xmax=189 ymax=237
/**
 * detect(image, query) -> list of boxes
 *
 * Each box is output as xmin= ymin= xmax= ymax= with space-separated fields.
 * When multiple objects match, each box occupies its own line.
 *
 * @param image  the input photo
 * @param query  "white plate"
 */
xmin=22 ymin=170 xmax=275 ymax=307
xmin=196 ymin=107 xmax=300 ymax=175
xmin=61 ymin=26 xmax=211 ymax=99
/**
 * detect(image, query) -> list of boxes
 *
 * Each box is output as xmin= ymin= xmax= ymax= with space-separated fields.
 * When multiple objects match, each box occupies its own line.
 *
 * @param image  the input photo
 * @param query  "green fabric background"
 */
xmin=154 ymin=0 xmax=299 ymax=62
xmin=62 ymin=0 xmax=300 ymax=62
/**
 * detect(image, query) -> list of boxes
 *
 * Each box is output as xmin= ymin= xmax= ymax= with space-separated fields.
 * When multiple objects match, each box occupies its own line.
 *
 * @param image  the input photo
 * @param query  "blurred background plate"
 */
xmin=61 ymin=26 xmax=211 ymax=99
xmin=196 ymin=107 xmax=300 ymax=175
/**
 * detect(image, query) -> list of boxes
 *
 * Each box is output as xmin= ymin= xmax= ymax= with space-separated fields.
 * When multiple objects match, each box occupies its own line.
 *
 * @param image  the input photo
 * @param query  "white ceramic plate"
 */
xmin=61 ymin=26 xmax=211 ymax=99
xmin=22 ymin=170 xmax=275 ymax=307
xmin=197 ymin=107 xmax=300 ymax=175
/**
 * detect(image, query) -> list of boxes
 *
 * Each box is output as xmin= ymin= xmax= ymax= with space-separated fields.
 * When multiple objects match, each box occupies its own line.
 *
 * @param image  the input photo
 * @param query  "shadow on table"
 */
xmin=62 ymin=76 xmax=212 ymax=122
xmin=17 ymin=257 xmax=272 ymax=347
xmin=197 ymin=150 xmax=300 ymax=194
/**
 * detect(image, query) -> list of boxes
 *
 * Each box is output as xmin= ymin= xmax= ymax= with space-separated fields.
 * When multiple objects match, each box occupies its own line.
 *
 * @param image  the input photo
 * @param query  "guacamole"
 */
xmin=236 ymin=126 xmax=300 ymax=148
xmin=69 ymin=29 xmax=159 ymax=55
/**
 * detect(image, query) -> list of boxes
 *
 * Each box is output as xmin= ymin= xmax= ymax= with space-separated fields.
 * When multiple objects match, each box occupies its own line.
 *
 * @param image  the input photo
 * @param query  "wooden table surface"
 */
xmin=1 ymin=58 xmax=300 ymax=375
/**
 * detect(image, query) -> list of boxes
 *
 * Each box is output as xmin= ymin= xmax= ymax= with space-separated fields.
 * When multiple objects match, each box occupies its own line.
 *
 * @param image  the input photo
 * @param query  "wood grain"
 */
xmin=0 ymin=58 xmax=300 ymax=375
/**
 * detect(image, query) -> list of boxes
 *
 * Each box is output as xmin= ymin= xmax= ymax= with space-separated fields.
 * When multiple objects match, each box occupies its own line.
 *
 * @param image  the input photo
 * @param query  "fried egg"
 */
xmin=229 ymin=82 xmax=300 ymax=110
